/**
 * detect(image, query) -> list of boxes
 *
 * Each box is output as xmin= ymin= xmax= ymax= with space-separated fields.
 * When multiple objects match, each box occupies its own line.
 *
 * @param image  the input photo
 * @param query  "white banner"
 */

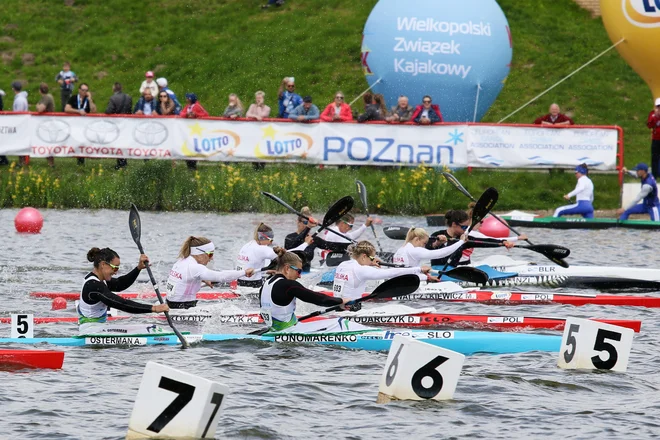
xmin=1 ymin=114 xmax=619 ymax=169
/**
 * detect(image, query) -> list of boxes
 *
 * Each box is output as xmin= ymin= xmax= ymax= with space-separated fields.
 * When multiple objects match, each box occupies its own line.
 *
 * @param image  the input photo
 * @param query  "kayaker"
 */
xmin=393 ymin=227 xmax=466 ymax=271
xmin=428 ymin=210 xmax=519 ymax=267
xmin=260 ymin=251 xmax=351 ymax=332
xmin=79 ymin=247 xmax=170 ymax=335
xmin=334 ymin=241 xmax=432 ymax=300
xmin=237 ymin=222 xmax=312 ymax=287
xmin=617 ymin=163 xmax=660 ymax=221
xmin=553 ymin=164 xmax=594 ymax=218
xmin=284 ymin=207 xmax=318 ymax=272
xmin=323 ymin=213 xmax=372 ymax=244
xmin=165 ymin=236 xmax=254 ymax=309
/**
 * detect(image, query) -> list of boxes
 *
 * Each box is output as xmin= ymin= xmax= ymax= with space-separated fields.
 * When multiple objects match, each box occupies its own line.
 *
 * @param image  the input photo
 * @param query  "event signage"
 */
xmin=1 ymin=115 xmax=618 ymax=169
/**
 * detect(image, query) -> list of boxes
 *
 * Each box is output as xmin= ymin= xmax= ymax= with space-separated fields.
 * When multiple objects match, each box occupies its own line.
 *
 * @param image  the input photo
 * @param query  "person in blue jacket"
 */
xmin=617 ymin=162 xmax=660 ymax=221
xmin=278 ymin=78 xmax=302 ymax=118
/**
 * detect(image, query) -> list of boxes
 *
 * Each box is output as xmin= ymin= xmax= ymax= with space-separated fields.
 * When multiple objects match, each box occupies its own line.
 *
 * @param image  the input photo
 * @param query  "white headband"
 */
xmin=191 ymin=242 xmax=215 ymax=255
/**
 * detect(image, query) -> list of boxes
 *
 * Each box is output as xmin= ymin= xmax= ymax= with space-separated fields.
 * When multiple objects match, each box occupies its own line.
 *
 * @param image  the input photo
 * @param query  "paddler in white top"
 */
xmin=553 ymin=164 xmax=595 ymax=218
xmin=166 ymin=236 xmax=254 ymax=309
xmin=237 ymin=222 xmax=312 ymax=287
xmin=333 ymin=241 xmax=432 ymax=301
xmin=79 ymin=247 xmax=170 ymax=335
xmin=324 ymin=213 xmax=372 ymax=244
xmin=393 ymin=227 xmax=466 ymax=270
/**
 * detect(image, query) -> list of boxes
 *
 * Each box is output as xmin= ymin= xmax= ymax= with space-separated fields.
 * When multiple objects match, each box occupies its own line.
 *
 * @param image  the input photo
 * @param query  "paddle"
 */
xmin=297 ymin=274 xmax=421 ymax=322
xmin=129 ymin=204 xmax=188 ymax=349
xmin=356 ymin=180 xmax=383 ymax=252
xmin=383 ymin=225 xmax=409 ymax=240
xmin=261 ymin=192 xmax=355 ymax=243
xmin=442 ymin=172 xmax=570 ymax=268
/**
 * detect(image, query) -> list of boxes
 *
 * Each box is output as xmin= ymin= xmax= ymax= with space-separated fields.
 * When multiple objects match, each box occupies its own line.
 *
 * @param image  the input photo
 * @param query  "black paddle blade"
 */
xmin=322 ymin=196 xmax=354 ymax=228
xmin=470 ymin=187 xmax=499 ymax=230
xmin=442 ymin=172 xmax=475 ymax=201
xmin=325 ymin=252 xmax=350 ymax=267
xmin=355 ymin=180 xmax=368 ymax=212
xmin=261 ymin=192 xmax=304 ymax=217
xmin=361 ymin=274 xmax=421 ymax=302
xmin=383 ymin=226 xmax=409 ymax=240
xmin=443 ymin=267 xmax=489 ymax=284
xmin=551 ymin=257 xmax=570 ymax=268
xmin=128 ymin=204 xmax=142 ymax=248
xmin=527 ymin=244 xmax=571 ymax=259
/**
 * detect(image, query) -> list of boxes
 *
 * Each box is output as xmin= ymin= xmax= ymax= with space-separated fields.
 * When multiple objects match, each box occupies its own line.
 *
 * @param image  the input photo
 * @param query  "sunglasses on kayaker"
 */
xmin=459 ymin=225 xmax=469 ymax=230
xmin=368 ymin=255 xmax=376 ymax=261
xmin=105 ymin=261 xmax=120 ymax=272
xmin=342 ymin=221 xmax=354 ymax=228
xmin=288 ymin=265 xmax=303 ymax=275
xmin=299 ymin=218 xmax=309 ymax=225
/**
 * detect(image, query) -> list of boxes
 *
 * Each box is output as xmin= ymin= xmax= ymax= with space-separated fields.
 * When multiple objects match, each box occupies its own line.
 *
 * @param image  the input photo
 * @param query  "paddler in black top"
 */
xmin=427 ymin=209 xmax=517 ymax=267
xmin=284 ymin=207 xmax=318 ymax=272
xmin=78 ymin=247 xmax=169 ymax=329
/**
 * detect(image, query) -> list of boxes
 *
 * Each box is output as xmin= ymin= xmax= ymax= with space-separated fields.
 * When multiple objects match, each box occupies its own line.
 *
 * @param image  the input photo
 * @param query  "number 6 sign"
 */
xmin=128 ymin=362 xmax=229 ymax=438
xmin=557 ymin=317 xmax=634 ymax=372
xmin=378 ymin=335 xmax=464 ymax=401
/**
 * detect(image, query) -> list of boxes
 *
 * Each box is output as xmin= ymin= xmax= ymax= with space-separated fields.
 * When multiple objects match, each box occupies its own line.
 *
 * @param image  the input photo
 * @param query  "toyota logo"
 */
xmin=84 ymin=120 xmax=120 ymax=145
xmin=133 ymin=121 xmax=168 ymax=146
xmin=36 ymin=119 xmax=71 ymax=144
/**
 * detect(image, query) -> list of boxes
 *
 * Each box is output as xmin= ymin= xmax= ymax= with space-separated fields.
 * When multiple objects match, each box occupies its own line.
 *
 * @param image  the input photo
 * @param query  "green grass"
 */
xmin=0 ymin=0 xmax=650 ymax=212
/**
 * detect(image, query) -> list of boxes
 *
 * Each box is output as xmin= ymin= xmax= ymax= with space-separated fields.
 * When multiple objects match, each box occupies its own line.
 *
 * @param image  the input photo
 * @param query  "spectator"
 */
xmin=0 ymin=88 xmax=5 ymax=165
xmin=374 ymin=94 xmax=387 ymax=117
xmin=65 ymin=83 xmax=97 ymax=165
xmin=105 ymin=82 xmax=133 ymax=115
xmin=180 ymin=93 xmax=209 ymax=170
xmin=289 ymin=95 xmax=319 ymax=121
xmin=647 ymin=97 xmax=660 ymax=179
xmin=357 ymin=92 xmax=386 ymax=123
xmin=11 ymin=81 xmax=29 ymax=166
xmin=156 ymin=77 xmax=182 ymax=114
xmin=105 ymin=82 xmax=133 ymax=170
xmin=223 ymin=93 xmax=243 ymax=119
xmin=246 ymin=91 xmax=271 ymax=121
xmin=134 ymin=89 xmax=160 ymax=115
xmin=386 ymin=95 xmax=414 ymax=123
xmin=36 ymin=83 xmax=56 ymax=166
xmin=412 ymin=95 xmax=443 ymax=125
xmin=139 ymin=71 xmax=158 ymax=97
xmin=534 ymin=103 xmax=574 ymax=125
xmin=278 ymin=78 xmax=302 ymax=118
xmin=55 ymin=62 xmax=77 ymax=112
xmin=320 ymin=92 xmax=353 ymax=122
xmin=262 ymin=0 xmax=285 ymax=8
xmin=158 ymin=91 xmax=178 ymax=115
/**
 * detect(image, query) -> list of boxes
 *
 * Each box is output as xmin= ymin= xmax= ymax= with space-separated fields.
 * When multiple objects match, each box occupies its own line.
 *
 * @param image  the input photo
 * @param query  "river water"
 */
xmin=1 ymin=209 xmax=659 ymax=439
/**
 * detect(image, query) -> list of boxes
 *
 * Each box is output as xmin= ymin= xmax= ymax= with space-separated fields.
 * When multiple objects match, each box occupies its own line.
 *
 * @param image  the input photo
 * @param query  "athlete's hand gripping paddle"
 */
xmin=129 ymin=204 xmax=188 ymax=349
xmin=442 ymin=172 xmax=569 ymax=268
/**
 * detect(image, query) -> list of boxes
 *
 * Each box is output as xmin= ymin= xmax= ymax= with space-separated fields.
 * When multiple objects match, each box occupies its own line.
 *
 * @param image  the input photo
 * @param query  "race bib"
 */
xmin=260 ymin=308 xmax=273 ymax=327
xmin=333 ymin=279 xmax=346 ymax=297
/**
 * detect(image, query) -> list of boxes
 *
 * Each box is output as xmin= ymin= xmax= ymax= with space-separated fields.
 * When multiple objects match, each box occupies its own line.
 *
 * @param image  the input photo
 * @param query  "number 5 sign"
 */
xmin=557 ymin=317 xmax=634 ymax=372
xmin=378 ymin=335 xmax=464 ymax=401
xmin=128 ymin=362 xmax=229 ymax=439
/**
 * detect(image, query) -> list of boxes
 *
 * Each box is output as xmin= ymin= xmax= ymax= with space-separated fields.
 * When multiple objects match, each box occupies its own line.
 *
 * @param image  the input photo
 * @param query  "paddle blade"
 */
xmin=551 ymin=257 xmax=570 ymax=268
xmin=261 ymin=192 xmax=302 ymax=217
xmin=383 ymin=226 xmax=409 ymax=240
xmin=355 ymin=180 xmax=368 ymax=212
xmin=442 ymin=172 xmax=475 ymax=201
xmin=361 ymin=274 xmax=421 ymax=302
xmin=325 ymin=252 xmax=350 ymax=267
xmin=443 ymin=267 xmax=489 ymax=284
xmin=128 ymin=204 xmax=142 ymax=247
xmin=321 ymin=196 xmax=354 ymax=228
xmin=526 ymin=244 xmax=571 ymax=259
xmin=470 ymin=187 xmax=499 ymax=230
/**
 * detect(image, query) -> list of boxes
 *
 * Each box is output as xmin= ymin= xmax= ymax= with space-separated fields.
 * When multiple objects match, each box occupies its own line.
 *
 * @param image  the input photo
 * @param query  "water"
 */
xmin=1 ymin=209 xmax=660 ymax=439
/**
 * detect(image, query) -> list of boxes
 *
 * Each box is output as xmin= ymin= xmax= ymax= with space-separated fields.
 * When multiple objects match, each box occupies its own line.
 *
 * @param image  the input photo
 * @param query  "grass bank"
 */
xmin=0 ymin=159 xmax=621 ymax=214
xmin=0 ymin=0 xmax=649 ymax=212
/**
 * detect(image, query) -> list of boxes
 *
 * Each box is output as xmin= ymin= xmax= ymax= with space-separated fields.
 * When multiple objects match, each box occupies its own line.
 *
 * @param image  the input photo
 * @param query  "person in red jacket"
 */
xmin=320 ymin=92 xmax=353 ymax=122
xmin=180 ymin=93 xmax=209 ymax=119
xmin=411 ymin=95 xmax=443 ymax=124
xmin=647 ymin=98 xmax=660 ymax=179
xmin=534 ymin=103 xmax=574 ymax=125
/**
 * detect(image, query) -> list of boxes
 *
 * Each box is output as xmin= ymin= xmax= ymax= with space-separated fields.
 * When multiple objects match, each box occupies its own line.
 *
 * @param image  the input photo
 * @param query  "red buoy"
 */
xmin=51 ymin=297 xmax=67 ymax=311
xmin=479 ymin=216 xmax=510 ymax=238
xmin=14 ymin=207 xmax=44 ymax=234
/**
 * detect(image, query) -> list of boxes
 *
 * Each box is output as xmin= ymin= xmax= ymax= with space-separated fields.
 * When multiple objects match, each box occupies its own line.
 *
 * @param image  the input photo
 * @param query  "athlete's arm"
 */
xmin=626 ymin=184 xmax=653 ymax=210
xmin=353 ymin=264 xmax=421 ymax=283
xmin=85 ymin=281 xmax=154 ymax=314
xmin=192 ymin=264 xmax=246 ymax=283
xmin=105 ymin=267 xmax=141 ymax=292
xmin=272 ymin=279 xmax=343 ymax=307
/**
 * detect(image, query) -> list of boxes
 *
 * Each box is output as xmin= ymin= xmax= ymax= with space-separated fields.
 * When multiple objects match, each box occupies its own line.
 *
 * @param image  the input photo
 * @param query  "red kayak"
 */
xmin=0 ymin=349 xmax=65 ymax=369
xmin=29 ymin=291 xmax=243 ymax=300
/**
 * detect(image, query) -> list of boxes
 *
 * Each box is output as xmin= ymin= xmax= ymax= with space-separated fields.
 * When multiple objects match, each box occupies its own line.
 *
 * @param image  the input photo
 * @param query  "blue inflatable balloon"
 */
xmin=361 ymin=0 xmax=512 ymax=122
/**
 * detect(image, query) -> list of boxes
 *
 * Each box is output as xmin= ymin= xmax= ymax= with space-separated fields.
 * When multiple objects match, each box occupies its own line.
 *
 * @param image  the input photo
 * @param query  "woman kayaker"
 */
xmin=323 ymin=213 xmax=372 ymax=244
xmin=237 ymin=222 xmax=312 ymax=287
xmin=165 ymin=236 xmax=254 ymax=309
xmin=393 ymin=227 xmax=466 ymax=270
xmin=79 ymin=247 xmax=170 ymax=335
xmin=428 ymin=210 xmax=519 ymax=267
xmin=284 ymin=207 xmax=318 ymax=273
xmin=553 ymin=164 xmax=594 ymax=218
xmin=260 ymin=251 xmax=350 ymax=332
xmin=333 ymin=241 xmax=432 ymax=300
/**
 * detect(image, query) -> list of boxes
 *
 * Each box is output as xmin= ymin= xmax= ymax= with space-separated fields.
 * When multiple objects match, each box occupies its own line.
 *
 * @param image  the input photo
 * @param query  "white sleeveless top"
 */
xmin=260 ymin=276 xmax=296 ymax=323
xmin=79 ymin=273 xmax=108 ymax=318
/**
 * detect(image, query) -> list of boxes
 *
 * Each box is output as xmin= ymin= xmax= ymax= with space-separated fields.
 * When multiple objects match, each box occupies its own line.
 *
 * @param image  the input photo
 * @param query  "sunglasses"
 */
xmin=287 ymin=85 xmax=295 ymax=88
xmin=342 ymin=221 xmax=354 ymax=228
xmin=368 ymin=255 xmax=376 ymax=261
xmin=205 ymin=251 xmax=214 ymax=258
xmin=335 ymin=96 xmax=344 ymax=100
xmin=300 ymin=219 xmax=309 ymax=225
xmin=423 ymin=100 xmax=431 ymax=104
xmin=459 ymin=224 xmax=469 ymax=230
xmin=288 ymin=265 xmax=303 ymax=275
xmin=105 ymin=261 xmax=120 ymax=272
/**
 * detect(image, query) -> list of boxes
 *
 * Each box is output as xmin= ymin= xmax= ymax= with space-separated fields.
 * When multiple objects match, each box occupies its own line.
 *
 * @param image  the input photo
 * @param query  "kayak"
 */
xmin=29 ymin=291 xmax=245 ymax=300
xmin=0 ymin=349 xmax=65 ymax=370
xmin=0 ymin=330 xmax=563 ymax=355
xmin=499 ymin=211 xmax=660 ymax=230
